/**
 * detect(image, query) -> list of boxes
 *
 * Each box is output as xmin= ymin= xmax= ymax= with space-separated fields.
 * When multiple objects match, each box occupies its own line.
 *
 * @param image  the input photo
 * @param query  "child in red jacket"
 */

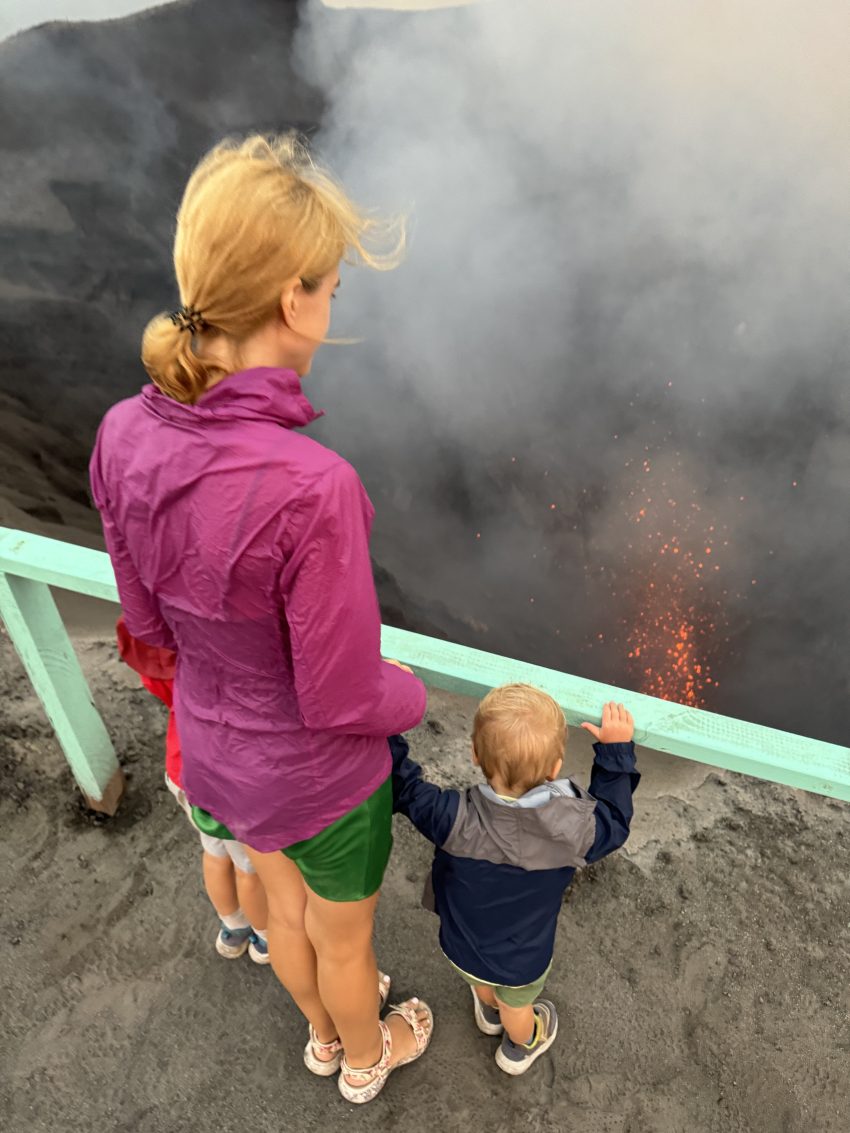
xmin=116 ymin=618 xmax=269 ymax=962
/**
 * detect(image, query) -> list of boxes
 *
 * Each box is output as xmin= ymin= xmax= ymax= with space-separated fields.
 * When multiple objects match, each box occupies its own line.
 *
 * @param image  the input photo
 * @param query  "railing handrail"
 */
xmin=0 ymin=527 xmax=117 ymax=601
xmin=2 ymin=525 xmax=849 ymax=808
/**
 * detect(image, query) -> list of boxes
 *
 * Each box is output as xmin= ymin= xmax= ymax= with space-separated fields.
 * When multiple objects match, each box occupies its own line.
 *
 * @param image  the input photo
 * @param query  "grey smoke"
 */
xmin=0 ymin=0 xmax=846 ymax=742
xmin=295 ymin=0 xmax=850 ymax=740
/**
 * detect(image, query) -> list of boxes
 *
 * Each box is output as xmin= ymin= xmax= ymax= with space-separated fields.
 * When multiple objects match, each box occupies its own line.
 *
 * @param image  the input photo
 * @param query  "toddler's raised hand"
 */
xmin=581 ymin=701 xmax=634 ymax=744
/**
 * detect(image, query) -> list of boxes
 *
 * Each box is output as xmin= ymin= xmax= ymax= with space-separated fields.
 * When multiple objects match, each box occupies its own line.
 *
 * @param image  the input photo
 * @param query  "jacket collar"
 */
xmin=141 ymin=367 xmax=323 ymax=429
xmin=477 ymin=778 xmax=579 ymax=809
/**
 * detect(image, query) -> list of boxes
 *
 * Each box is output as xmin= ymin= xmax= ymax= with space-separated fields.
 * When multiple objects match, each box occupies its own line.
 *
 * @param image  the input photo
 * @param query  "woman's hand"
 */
xmin=384 ymin=658 xmax=414 ymax=675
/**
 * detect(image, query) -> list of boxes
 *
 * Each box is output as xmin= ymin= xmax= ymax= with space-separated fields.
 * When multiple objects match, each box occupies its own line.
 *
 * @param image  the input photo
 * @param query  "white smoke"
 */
xmin=293 ymin=0 xmax=850 ymax=740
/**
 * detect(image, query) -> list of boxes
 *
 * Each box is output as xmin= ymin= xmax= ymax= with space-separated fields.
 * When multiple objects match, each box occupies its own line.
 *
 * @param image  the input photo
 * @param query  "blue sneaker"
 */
xmin=215 ymin=924 xmax=251 ymax=959
xmin=495 ymin=1000 xmax=558 ymax=1076
xmin=248 ymin=932 xmax=270 ymax=965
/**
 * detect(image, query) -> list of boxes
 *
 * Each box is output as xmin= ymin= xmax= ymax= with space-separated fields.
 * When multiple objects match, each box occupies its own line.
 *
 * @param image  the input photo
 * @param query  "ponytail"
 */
xmin=141 ymin=311 xmax=224 ymax=404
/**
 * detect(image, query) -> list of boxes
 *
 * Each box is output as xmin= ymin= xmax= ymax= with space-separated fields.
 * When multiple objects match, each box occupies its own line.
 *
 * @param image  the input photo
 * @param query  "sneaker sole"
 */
xmin=494 ymin=1016 xmax=558 ymax=1076
xmin=471 ymin=988 xmax=503 ymax=1036
xmin=215 ymin=937 xmax=249 ymax=960
xmin=248 ymin=941 xmax=270 ymax=964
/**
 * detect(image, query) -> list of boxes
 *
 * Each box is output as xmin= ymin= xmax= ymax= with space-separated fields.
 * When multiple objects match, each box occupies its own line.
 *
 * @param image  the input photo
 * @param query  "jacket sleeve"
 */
xmin=280 ymin=461 xmax=427 ymax=737
xmin=90 ymin=437 xmax=176 ymax=651
xmin=389 ymin=734 xmax=458 ymax=846
xmin=585 ymin=741 xmax=640 ymax=864
xmin=116 ymin=616 xmax=177 ymax=681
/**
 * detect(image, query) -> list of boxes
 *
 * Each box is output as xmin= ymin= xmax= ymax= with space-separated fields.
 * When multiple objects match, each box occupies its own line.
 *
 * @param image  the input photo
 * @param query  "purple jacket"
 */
xmin=90 ymin=366 xmax=427 ymax=851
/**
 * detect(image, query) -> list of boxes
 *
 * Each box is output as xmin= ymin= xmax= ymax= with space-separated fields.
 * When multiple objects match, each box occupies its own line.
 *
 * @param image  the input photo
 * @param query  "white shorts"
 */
xmin=165 ymin=774 xmax=255 ymax=874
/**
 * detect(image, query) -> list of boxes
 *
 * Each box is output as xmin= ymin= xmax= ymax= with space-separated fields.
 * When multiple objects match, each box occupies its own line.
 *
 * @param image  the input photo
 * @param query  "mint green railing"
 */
xmin=1 ymin=525 xmax=849 ymax=814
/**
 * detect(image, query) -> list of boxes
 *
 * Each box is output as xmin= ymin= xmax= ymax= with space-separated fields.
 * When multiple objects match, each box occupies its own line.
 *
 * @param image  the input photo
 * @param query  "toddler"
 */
xmin=391 ymin=684 xmax=639 ymax=1075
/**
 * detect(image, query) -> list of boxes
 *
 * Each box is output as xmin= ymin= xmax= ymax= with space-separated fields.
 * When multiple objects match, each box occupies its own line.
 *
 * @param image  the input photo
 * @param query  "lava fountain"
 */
xmin=620 ymin=444 xmax=733 ymax=707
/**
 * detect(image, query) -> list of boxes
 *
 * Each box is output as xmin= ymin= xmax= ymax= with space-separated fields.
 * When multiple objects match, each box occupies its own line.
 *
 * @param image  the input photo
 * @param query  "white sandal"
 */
xmin=303 ymin=970 xmax=393 ymax=1077
xmin=337 ymin=997 xmax=434 ymax=1104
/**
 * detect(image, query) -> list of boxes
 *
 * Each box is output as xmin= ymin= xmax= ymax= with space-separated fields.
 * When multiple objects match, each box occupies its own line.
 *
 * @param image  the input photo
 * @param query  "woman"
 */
xmin=90 ymin=136 xmax=432 ymax=1103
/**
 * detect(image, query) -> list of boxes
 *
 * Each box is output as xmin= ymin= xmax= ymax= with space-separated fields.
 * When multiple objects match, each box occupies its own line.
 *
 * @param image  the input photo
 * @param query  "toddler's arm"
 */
xmin=580 ymin=702 xmax=640 ymax=863
xmin=389 ymin=734 xmax=459 ymax=846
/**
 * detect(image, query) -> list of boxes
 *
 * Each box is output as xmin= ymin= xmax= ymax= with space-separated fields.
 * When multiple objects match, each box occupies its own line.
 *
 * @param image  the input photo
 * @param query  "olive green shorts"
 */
xmin=191 ymin=776 xmax=393 ymax=903
xmin=447 ymin=957 xmax=552 ymax=1009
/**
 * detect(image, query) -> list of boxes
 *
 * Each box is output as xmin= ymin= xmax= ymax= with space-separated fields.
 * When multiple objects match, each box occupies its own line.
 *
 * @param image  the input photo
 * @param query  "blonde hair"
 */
xmin=473 ymin=683 xmax=567 ymax=795
xmin=142 ymin=134 xmax=404 ymax=403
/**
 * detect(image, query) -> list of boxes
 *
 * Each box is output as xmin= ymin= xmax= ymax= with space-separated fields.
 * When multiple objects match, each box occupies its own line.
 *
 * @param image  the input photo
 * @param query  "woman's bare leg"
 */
xmin=245 ymin=848 xmax=335 ymax=1043
xmin=303 ymin=886 xmax=426 ymax=1076
xmin=303 ymin=888 xmax=382 ymax=1066
xmin=246 ymin=846 xmax=427 ymax=1078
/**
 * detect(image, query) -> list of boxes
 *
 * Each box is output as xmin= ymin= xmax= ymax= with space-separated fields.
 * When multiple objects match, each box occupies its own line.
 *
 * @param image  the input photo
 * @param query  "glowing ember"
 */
xmin=616 ymin=449 xmax=729 ymax=707
xmin=626 ymin=601 xmax=717 ymax=706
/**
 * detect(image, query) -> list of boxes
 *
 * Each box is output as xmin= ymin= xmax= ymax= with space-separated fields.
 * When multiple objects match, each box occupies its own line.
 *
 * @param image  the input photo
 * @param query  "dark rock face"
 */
xmin=0 ymin=0 xmax=321 ymax=526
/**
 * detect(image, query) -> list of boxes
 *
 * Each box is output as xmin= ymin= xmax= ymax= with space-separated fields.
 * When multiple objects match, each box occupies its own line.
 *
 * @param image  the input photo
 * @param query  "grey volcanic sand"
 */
xmin=1 ymin=618 xmax=848 ymax=1133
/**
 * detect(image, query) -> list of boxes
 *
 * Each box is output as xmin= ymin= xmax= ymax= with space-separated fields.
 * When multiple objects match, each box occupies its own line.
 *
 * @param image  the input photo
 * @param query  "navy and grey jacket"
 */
xmin=390 ymin=735 xmax=640 ymax=987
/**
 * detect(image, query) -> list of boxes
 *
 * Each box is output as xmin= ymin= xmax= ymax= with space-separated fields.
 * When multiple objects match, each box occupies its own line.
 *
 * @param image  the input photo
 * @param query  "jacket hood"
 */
xmin=443 ymin=778 xmax=598 ymax=871
xmin=140 ymin=367 xmax=323 ymax=430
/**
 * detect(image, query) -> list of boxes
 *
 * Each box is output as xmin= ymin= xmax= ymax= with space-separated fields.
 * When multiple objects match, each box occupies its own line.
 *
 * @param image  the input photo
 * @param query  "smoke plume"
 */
xmin=296 ymin=0 xmax=850 ymax=741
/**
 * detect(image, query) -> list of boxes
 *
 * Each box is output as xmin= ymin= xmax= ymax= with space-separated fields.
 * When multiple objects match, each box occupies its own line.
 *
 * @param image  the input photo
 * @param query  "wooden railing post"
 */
xmin=0 ymin=571 xmax=124 ymax=814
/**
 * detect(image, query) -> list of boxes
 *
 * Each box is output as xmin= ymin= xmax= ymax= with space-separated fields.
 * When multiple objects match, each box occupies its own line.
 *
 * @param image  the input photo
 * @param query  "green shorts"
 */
xmin=447 ymin=957 xmax=552 ymax=1009
xmin=191 ymin=776 xmax=393 ymax=903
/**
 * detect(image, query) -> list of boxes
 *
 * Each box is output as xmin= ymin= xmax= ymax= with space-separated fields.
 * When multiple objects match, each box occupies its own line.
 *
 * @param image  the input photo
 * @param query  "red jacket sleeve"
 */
xmin=280 ymin=460 xmax=427 ymax=737
xmin=116 ymin=617 xmax=177 ymax=681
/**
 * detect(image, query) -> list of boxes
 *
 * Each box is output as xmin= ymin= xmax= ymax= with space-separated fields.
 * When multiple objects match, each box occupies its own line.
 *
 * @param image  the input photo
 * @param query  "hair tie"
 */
xmin=169 ymin=305 xmax=207 ymax=334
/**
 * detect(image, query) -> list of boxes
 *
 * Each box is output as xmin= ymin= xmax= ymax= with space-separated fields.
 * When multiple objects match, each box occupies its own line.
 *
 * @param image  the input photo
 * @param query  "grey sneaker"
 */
xmin=494 ymin=1000 xmax=558 ymax=1076
xmin=215 ymin=924 xmax=251 ymax=959
xmin=471 ymin=987 xmax=503 ymax=1035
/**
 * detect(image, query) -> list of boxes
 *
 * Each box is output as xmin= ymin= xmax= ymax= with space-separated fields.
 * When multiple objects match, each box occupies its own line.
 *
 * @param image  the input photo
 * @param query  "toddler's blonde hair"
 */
xmin=142 ymin=134 xmax=404 ymax=403
xmin=473 ymin=683 xmax=567 ymax=795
